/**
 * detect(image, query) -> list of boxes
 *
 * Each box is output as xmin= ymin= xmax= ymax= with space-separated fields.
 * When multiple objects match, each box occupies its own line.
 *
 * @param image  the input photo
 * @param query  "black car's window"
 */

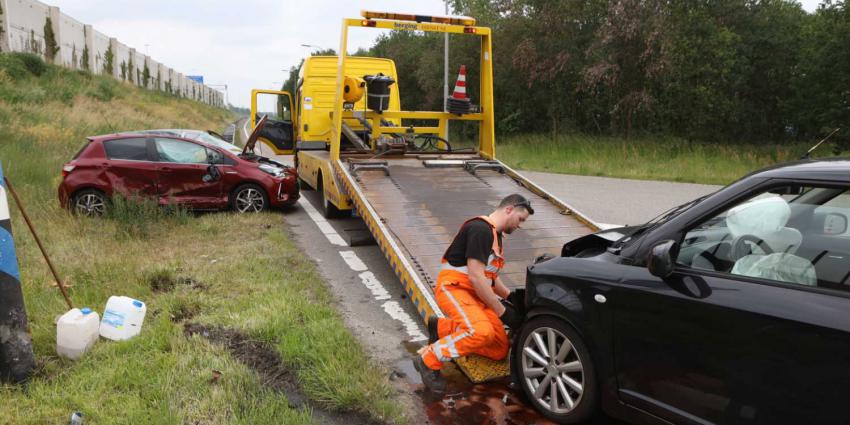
xmin=103 ymin=138 xmax=148 ymax=161
xmin=154 ymin=138 xmax=208 ymax=164
xmin=678 ymin=185 xmax=850 ymax=292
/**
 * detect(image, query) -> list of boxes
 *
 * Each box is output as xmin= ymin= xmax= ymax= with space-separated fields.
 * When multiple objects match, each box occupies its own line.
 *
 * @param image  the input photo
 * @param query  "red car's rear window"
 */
xmin=103 ymin=138 xmax=148 ymax=161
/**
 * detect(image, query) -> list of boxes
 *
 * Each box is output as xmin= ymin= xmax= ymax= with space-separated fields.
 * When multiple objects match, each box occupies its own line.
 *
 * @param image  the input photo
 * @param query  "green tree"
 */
xmin=580 ymin=0 xmax=671 ymax=138
xmin=142 ymin=63 xmax=150 ymax=88
xmin=103 ymin=45 xmax=114 ymax=75
xmin=791 ymin=0 xmax=850 ymax=150
xmin=43 ymin=17 xmax=58 ymax=63
xmin=81 ymin=45 xmax=90 ymax=71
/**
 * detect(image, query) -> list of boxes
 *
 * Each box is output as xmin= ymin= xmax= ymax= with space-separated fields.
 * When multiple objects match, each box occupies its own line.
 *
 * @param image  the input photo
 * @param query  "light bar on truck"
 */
xmin=361 ymin=10 xmax=476 ymax=26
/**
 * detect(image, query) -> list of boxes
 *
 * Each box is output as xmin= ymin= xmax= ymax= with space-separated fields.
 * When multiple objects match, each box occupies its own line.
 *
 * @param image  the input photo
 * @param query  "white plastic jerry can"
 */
xmin=99 ymin=296 xmax=147 ymax=341
xmin=56 ymin=307 xmax=100 ymax=359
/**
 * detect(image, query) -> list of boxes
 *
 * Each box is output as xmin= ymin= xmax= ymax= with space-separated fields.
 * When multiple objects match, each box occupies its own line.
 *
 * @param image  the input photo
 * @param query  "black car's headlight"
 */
xmin=258 ymin=164 xmax=284 ymax=177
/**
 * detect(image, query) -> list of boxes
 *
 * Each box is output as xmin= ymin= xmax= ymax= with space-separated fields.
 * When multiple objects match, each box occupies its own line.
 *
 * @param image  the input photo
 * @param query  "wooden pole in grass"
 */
xmin=0 ymin=166 xmax=36 ymax=383
xmin=3 ymin=177 xmax=74 ymax=310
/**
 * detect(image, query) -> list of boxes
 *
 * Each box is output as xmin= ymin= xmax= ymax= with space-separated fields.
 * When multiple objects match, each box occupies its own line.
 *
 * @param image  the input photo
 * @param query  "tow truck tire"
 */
xmin=317 ymin=172 xmax=347 ymax=219
xmin=513 ymin=316 xmax=599 ymax=424
xmin=299 ymin=176 xmax=314 ymax=191
xmin=321 ymin=189 xmax=347 ymax=219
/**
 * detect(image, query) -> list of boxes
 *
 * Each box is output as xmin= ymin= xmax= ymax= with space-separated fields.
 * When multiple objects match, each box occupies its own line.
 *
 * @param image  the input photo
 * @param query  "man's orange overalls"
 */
xmin=420 ymin=215 xmax=509 ymax=370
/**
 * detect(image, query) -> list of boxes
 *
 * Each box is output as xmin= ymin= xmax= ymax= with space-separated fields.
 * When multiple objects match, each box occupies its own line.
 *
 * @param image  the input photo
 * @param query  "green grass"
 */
xmin=496 ymin=133 xmax=825 ymax=185
xmin=0 ymin=52 xmax=407 ymax=424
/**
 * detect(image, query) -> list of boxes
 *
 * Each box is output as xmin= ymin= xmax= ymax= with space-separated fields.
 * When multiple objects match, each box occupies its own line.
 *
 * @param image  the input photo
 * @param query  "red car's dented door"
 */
xmin=153 ymin=138 xmax=224 ymax=208
xmin=102 ymin=137 xmax=158 ymax=198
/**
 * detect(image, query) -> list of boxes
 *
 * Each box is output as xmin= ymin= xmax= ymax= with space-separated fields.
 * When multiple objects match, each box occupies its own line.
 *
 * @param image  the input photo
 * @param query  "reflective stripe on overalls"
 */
xmin=421 ymin=216 xmax=509 ymax=370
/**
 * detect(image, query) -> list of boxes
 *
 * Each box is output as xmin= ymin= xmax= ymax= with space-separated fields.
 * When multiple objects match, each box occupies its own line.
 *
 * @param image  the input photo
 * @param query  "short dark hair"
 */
xmin=498 ymin=193 xmax=535 ymax=215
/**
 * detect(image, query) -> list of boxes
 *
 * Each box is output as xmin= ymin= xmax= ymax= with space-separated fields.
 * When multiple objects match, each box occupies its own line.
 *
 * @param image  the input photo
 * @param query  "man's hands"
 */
xmin=499 ymin=300 xmax=523 ymax=329
xmin=468 ymin=258 xmax=506 ymax=315
xmin=467 ymin=260 xmax=525 ymax=328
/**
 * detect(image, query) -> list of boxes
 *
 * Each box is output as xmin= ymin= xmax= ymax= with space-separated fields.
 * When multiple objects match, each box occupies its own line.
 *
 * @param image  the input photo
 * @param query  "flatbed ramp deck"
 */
xmin=334 ymin=154 xmax=599 ymax=382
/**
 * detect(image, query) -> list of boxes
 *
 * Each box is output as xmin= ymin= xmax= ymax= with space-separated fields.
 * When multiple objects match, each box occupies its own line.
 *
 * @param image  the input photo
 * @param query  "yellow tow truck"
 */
xmin=254 ymin=11 xmax=601 ymax=382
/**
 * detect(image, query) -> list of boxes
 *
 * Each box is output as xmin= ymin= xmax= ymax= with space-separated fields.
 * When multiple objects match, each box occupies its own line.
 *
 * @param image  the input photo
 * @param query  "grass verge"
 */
xmin=497 ymin=133 xmax=824 ymax=185
xmin=0 ymin=52 xmax=406 ymax=424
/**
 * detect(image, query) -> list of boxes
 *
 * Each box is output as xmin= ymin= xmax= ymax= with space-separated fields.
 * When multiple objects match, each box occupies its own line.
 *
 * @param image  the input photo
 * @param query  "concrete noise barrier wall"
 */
xmin=0 ymin=0 xmax=224 ymax=107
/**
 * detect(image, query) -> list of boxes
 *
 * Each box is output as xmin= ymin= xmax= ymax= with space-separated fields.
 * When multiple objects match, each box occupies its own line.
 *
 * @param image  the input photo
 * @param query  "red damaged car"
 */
xmin=59 ymin=116 xmax=299 ymax=214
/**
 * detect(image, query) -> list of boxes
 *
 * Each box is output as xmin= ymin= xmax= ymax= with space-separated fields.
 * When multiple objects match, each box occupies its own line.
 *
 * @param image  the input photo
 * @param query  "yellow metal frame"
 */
xmin=250 ymin=89 xmax=296 ymax=154
xmin=313 ymin=13 xmax=529 ymax=382
xmin=330 ymin=17 xmax=496 ymax=161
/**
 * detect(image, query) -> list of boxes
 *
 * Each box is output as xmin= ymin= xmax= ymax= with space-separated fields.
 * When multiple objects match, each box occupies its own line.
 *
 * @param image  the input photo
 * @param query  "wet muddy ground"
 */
xmin=394 ymin=342 xmax=625 ymax=425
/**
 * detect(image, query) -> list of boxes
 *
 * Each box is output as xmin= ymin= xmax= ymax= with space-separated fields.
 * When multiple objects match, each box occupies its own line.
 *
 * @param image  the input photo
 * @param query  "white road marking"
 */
xmin=337 ymin=249 xmax=426 ymax=342
xmin=340 ymin=250 xmax=368 ymax=271
xmin=298 ymin=198 xmax=347 ymax=246
xmin=298 ymin=182 xmax=427 ymax=342
xmin=357 ymin=271 xmax=391 ymax=300
xmin=382 ymin=301 xmax=427 ymax=342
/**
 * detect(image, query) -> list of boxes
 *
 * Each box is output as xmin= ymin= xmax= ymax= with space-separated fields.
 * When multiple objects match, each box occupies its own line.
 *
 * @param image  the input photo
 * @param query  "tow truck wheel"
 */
xmin=514 ymin=316 xmax=598 ymax=423
xmin=321 ymin=190 xmax=347 ymax=219
xmin=317 ymin=173 xmax=347 ymax=219
xmin=299 ymin=176 xmax=314 ymax=191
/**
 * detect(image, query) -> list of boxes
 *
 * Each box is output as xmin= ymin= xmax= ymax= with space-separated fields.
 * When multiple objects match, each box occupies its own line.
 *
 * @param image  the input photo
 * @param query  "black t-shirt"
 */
xmin=443 ymin=219 xmax=503 ymax=267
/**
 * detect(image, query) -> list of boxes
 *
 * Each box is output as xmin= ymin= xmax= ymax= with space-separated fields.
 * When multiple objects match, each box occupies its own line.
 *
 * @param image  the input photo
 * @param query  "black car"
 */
xmin=512 ymin=159 xmax=850 ymax=425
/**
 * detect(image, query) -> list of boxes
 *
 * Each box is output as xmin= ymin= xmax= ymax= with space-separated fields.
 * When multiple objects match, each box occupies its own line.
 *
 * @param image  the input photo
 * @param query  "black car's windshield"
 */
xmin=615 ymin=194 xmax=712 ymax=247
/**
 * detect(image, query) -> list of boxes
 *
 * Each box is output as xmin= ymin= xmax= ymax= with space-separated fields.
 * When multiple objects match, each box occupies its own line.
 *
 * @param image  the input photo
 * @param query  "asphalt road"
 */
xmin=519 ymin=170 xmax=722 ymax=227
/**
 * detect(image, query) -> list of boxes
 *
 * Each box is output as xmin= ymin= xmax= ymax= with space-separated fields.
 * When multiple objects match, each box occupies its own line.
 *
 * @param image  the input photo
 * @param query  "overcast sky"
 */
xmin=46 ymin=0 xmax=822 ymax=110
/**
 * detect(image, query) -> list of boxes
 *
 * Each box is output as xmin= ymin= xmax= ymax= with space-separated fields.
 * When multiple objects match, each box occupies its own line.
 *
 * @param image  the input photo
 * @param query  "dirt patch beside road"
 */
xmin=184 ymin=322 xmax=379 ymax=425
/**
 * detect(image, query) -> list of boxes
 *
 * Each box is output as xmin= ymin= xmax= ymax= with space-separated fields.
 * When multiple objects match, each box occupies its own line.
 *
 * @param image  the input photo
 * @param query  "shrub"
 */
xmin=15 ymin=52 xmax=47 ymax=76
xmin=0 ymin=52 xmax=48 ymax=79
xmin=0 ymin=54 xmax=27 ymax=79
xmin=86 ymin=78 xmax=117 ymax=101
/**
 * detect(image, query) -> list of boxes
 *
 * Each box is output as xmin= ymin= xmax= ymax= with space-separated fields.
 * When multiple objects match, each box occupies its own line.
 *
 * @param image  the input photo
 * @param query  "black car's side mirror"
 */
xmin=203 ymin=165 xmax=221 ymax=183
xmin=647 ymin=240 xmax=680 ymax=279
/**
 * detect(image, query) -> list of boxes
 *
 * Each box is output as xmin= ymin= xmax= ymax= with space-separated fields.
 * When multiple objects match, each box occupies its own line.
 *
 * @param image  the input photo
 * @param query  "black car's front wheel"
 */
xmin=231 ymin=184 xmax=268 ymax=213
xmin=514 ymin=316 xmax=598 ymax=423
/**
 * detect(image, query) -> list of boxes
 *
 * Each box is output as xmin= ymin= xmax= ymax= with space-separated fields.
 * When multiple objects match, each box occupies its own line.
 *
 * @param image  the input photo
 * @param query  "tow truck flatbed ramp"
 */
xmin=335 ymin=154 xmax=600 ymax=382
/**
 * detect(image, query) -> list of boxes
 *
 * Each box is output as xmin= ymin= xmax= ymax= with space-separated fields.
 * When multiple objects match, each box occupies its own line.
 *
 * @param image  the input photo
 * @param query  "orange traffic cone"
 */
xmin=447 ymin=65 xmax=471 ymax=115
xmin=452 ymin=65 xmax=468 ymax=100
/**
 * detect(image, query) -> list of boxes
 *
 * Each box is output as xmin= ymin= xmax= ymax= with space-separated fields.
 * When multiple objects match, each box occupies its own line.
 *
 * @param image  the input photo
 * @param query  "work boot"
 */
xmin=428 ymin=316 xmax=440 ymax=345
xmin=413 ymin=354 xmax=447 ymax=393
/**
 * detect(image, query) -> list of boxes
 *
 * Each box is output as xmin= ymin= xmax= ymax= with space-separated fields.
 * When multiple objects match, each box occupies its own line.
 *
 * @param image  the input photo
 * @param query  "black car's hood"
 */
xmin=561 ymin=225 xmax=642 ymax=258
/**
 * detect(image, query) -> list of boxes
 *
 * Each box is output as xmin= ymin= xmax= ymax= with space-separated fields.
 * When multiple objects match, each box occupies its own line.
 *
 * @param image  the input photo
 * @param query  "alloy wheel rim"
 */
xmin=236 ymin=188 xmax=264 ymax=212
xmin=74 ymin=193 xmax=105 ymax=216
xmin=521 ymin=326 xmax=585 ymax=414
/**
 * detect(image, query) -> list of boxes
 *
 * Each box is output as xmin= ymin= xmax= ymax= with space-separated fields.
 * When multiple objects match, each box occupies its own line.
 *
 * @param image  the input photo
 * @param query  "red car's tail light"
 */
xmin=61 ymin=164 xmax=76 ymax=178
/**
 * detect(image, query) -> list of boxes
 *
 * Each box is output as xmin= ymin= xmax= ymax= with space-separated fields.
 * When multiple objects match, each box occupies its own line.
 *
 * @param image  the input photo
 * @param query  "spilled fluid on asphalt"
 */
xmin=398 ymin=341 xmax=556 ymax=425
